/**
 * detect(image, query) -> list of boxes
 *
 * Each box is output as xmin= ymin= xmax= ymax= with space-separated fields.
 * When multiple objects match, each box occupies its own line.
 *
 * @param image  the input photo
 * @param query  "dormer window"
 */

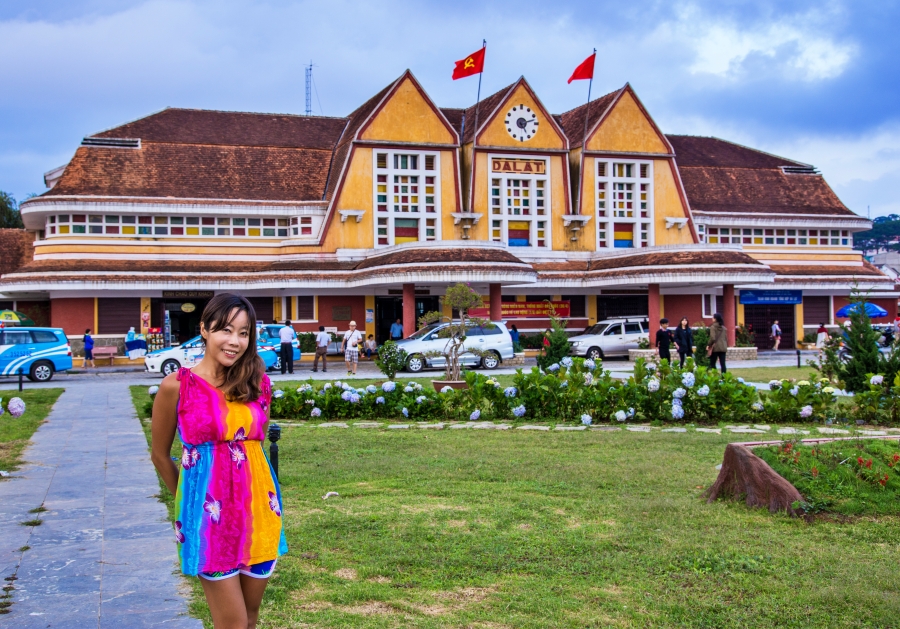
xmin=373 ymin=150 xmax=441 ymax=247
xmin=596 ymin=159 xmax=652 ymax=249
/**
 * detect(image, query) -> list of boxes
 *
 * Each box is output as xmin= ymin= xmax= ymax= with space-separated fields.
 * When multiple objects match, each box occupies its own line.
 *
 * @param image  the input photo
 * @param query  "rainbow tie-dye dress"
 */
xmin=174 ymin=368 xmax=288 ymax=575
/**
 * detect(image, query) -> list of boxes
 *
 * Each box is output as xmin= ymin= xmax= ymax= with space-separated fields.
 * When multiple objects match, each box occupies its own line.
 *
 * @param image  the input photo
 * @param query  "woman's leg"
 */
xmin=199 ymin=575 xmax=249 ymax=629
xmin=239 ymin=573 xmax=271 ymax=629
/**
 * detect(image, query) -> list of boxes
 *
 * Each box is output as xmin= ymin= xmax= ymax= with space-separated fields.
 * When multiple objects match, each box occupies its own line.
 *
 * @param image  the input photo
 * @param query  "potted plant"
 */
xmin=419 ymin=283 xmax=494 ymax=391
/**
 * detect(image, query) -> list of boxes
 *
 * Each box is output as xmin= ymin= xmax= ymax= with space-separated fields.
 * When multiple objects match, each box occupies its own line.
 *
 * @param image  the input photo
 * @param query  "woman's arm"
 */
xmin=150 ymin=373 xmax=181 ymax=496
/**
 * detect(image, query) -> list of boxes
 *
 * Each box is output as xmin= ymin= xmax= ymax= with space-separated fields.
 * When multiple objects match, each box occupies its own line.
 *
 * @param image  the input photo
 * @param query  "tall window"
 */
xmin=596 ymin=159 xmax=652 ymax=249
xmin=373 ymin=150 xmax=440 ymax=247
xmin=488 ymin=156 xmax=550 ymax=248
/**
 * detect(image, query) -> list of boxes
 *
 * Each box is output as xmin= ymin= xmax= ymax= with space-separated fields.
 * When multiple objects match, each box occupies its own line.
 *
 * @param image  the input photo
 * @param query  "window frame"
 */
xmin=595 ymin=157 xmax=653 ymax=250
xmin=487 ymin=153 xmax=552 ymax=250
xmin=372 ymin=149 xmax=442 ymax=248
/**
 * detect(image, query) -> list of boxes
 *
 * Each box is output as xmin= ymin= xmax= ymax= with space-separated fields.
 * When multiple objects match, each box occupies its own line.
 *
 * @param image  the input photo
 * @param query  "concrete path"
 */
xmin=0 ymin=381 xmax=200 ymax=628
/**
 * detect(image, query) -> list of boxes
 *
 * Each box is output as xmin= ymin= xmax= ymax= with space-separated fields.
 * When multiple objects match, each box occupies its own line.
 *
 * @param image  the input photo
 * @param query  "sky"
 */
xmin=1 ymin=0 xmax=898 ymax=218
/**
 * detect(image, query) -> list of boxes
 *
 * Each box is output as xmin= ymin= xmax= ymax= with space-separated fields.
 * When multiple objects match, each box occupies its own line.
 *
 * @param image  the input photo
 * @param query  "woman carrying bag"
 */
xmin=707 ymin=313 xmax=728 ymax=373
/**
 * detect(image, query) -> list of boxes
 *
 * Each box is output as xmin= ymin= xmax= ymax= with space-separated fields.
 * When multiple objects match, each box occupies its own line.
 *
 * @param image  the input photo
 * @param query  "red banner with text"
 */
xmin=469 ymin=301 xmax=571 ymax=319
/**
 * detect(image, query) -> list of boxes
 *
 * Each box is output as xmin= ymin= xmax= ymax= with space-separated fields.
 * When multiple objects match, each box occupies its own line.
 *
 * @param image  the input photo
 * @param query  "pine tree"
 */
xmin=839 ymin=293 xmax=881 ymax=392
xmin=537 ymin=311 xmax=571 ymax=370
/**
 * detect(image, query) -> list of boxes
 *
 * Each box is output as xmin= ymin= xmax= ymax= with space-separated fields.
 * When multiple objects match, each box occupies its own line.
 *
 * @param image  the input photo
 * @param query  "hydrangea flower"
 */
xmin=871 ymin=375 xmax=884 ymax=386
xmin=820 ymin=378 xmax=831 ymax=384
xmin=376 ymin=396 xmax=385 ymax=404
xmin=614 ymin=410 xmax=627 ymax=422
xmin=548 ymin=363 xmax=560 ymax=372
xmin=671 ymin=404 xmax=684 ymax=420
xmin=441 ymin=386 xmax=453 ymax=394
xmin=581 ymin=414 xmax=593 ymax=426
xmin=559 ymin=381 xmax=568 ymax=388
xmin=752 ymin=402 xmax=764 ymax=412
xmin=504 ymin=387 xmax=517 ymax=398
xmin=628 ymin=407 xmax=635 ymax=418
xmin=797 ymin=380 xmax=810 ymax=387
xmin=768 ymin=380 xmax=782 ymax=389
xmin=584 ymin=359 xmax=596 ymax=371
xmin=323 ymin=383 xmax=332 ymax=390
xmin=7 ymin=397 xmax=25 ymax=418
xmin=672 ymin=397 xmax=682 ymax=407
xmin=646 ymin=363 xmax=657 ymax=373
xmin=414 ymin=383 xmax=423 ymax=391
xmin=342 ymin=383 xmax=351 ymax=391
xmin=696 ymin=385 xmax=710 ymax=397
xmin=681 ymin=372 xmax=695 ymax=388
xmin=0 ymin=402 xmax=5 ymax=417
xmin=350 ymin=394 xmax=360 ymax=404
xmin=486 ymin=378 xmax=498 ymax=387
xmin=823 ymin=387 xmax=835 ymax=394
xmin=334 ymin=381 xmax=342 ymax=388
xmin=737 ymin=377 xmax=745 ymax=384
xmin=513 ymin=405 xmax=526 ymax=418
xmin=799 ymin=405 xmax=813 ymax=418
xmin=673 ymin=388 xmax=686 ymax=399
xmin=416 ymin=395 xmax=426 ymax=404
xmin=789 ymin=387 xmax=799 ymax=397
xmin=583 ymin=373 xmax=594 ymax=386
xmin=366 ymin=385 xmax=377 ymax=394
xmin=469 ymin=409 xmax=481 ymax=421
xmin=561 ymin=357 xmax=573 ymax=368
xmin=647 ymin=378 xmax=660 ymax=392
xmin=148 ymin=386 xmax=159 ymax=396
xmin=341 ymin=391 xmax=352 ymax=401
xmin=298 ymin=384 xmax=313 ymax=393
xmin=305 ymin=399 xmax=315 ymax=405
xmin=404 ymin=385 xmax=414 ymax=393
xmin=310 ymin=407 xmax=321 ymax=418
xmin=402 ymin=407 xmax=409 ymax=417
xmin=273 ymin=390 xmax=284 ymax=399
xmin=382 ymin=381 xmax=396 ymax=393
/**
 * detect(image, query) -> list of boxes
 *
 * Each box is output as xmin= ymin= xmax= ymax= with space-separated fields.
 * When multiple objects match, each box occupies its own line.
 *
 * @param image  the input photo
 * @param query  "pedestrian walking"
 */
xmin=771 ymin=320 xmax=782 ymax=351
xmin=341 ymin=321 xmax=363 ymax=376
xmin=390 ymin=318 xmax=404 ymax=341
xmin=311 ymin=325 xmax=330 ymax=372
xmin=150 ymin=293 xmax=287 ymax=629
xmin=82 ymin=329 xmax=96 ymax=368
xmin=673 ymin=317 xmax=694 ymax=367
xmin=655 ymin=318 xmax=673 ymax=363
xmin=279 ymin=320 xmax=296 ymax=374
xmin=708 ymin=313 xmax=728 ymax=373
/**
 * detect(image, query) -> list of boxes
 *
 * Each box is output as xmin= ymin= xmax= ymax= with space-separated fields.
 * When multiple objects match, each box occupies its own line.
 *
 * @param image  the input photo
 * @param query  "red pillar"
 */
xmin=648 ymin=284 xmax=660 ymax=327
xmin=402 ymin=283 xmax=416 ymax=336
xmin=723 ymin=284 xmax=736 ymax=347
xmin=489 ymin=283 xmax=502 ymax=322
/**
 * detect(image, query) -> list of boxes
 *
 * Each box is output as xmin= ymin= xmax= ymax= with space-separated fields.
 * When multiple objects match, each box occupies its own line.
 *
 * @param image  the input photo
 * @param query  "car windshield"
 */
xmin=584 ymin=323 xmax=607 ymax=335
xmin=407 ymin=323 xmax=442 ymax=340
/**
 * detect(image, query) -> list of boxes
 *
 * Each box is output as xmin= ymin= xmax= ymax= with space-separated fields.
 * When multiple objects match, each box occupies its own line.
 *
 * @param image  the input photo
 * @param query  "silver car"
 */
xmin=568 ymin=317 xmax=649 ymax=359
xmin=395 ymin=321 xmax=514 ymax=373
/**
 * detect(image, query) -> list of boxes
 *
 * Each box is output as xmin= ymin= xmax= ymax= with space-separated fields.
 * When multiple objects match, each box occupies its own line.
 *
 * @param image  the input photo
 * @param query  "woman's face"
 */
xmin=201 ymin=308 xmax=251 ymax=368
xmin=681 ymin=318 xmax=688 ymax=327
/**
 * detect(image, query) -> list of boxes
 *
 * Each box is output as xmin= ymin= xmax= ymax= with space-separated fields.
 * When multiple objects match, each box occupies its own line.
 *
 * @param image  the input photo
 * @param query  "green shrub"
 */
xmin=536 ymin=314 xmax=570 ymax=371
xmin=692 ymin=326 xmax=710 ymax=368
xmin=374 ymin=340 xmax=408 ymax=380
xmin=735 ymin=324 xmax=756 ymax=348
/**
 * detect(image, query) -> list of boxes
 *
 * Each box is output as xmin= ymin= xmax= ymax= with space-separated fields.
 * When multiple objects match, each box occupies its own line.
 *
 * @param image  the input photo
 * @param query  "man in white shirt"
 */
xmin=311 ymin=325 xmax=331 ymax=373
xmin=341 ymin=320 xmax=364 ymax=376
xmin=279 ymin=320 xmax=297 ymax=374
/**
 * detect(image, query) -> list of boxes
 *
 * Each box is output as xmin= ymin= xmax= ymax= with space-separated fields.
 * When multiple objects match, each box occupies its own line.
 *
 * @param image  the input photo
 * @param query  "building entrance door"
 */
xmin=375 ymin=296 xmax=440 ymax=344
xmin=743 ymin=304 xmax=795 ymax=350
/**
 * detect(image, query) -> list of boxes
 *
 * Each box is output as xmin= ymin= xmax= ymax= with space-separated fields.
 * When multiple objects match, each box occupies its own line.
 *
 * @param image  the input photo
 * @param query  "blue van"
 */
xmin=0 ymin=327 xmax=73 ymax=382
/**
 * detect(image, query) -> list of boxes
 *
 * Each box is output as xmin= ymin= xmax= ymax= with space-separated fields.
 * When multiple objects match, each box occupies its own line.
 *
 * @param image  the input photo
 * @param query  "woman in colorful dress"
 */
xmin=151 ymin=293 xmax=287 ymax=629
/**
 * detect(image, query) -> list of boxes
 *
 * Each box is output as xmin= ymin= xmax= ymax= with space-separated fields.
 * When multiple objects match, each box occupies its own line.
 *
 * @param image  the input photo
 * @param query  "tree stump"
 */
xmin=706 ymin=444 xmax=804 ymax=516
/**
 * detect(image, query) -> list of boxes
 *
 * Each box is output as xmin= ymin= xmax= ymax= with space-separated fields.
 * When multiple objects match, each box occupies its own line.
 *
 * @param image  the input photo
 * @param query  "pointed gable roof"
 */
xmin=471 ymin=77 xmax=568 ymax=149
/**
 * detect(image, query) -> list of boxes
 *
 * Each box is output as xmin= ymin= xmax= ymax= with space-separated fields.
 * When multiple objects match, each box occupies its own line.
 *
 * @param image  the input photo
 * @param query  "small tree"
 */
xmin=419 ymin=283 xmax=492 ymax=381
xmin=536 ymin=310 xmax=570 ymax=370
xmin=0 ymin=191 xmax=24 ymax=229
xmin=374 ymin=340 xmax=408 ymax=380
xmin=839 ymin=292 xmax=882 ymax=392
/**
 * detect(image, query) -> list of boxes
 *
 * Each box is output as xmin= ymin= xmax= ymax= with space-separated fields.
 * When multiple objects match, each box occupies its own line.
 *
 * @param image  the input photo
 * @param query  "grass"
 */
xmin=0 ymin=388 xmax=64 ymax=473
xmin=131 ymin=386 xmax=900 ymax=628
xmin=723 ymin=366 xmax=820 ymax=383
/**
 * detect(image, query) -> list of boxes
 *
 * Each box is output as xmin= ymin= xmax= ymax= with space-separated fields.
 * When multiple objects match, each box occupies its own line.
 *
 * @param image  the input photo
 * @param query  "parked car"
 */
xmin=395 ymin=321 xmax=514 ymax=373
xmin=0 ymin=327 xmax=73 ymax=382
xmin=568 ymin=317 xmax=649 ymax=359
xmin=257 ymin=324 xmax=305 ymax=361
xmin=145 ymin=335 xmax=279 ymax=375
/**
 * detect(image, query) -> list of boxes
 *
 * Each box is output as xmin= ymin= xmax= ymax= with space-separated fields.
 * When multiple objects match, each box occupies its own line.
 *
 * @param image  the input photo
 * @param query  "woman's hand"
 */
xmin=150 ymin=373 xmax=181 ymax=496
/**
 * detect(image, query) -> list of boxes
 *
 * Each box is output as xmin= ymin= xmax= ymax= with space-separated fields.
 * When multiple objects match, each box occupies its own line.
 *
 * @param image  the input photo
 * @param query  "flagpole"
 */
xmin=467 ymin=39 xmax=486 ymax=213
xmin=576 ymin=48 xmax=596 ymax=216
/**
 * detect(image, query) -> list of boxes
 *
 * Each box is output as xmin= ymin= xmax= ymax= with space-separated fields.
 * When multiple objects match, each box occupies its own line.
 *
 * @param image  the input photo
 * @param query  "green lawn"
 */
xmin=131 ymin=386 xmax=900 ymax=628
xmin=721 ymin=366 xmax=820 ymax=383
xmin=0 ymin=388 xmax=64 ymax=472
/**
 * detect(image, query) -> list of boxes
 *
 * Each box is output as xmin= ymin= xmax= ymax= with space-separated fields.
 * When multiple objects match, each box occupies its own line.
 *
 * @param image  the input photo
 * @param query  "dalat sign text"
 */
xmin=491 ymin=158 xmax=546 ymax=174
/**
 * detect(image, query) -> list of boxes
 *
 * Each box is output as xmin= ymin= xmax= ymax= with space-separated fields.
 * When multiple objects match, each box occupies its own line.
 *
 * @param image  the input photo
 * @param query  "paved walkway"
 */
xmin=0 ymin=381 xmax=200 ymax=628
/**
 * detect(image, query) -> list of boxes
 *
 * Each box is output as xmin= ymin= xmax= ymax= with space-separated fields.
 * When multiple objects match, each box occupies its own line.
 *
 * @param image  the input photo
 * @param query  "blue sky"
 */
xmin=1 ymin=0 xmax=898 ymax=218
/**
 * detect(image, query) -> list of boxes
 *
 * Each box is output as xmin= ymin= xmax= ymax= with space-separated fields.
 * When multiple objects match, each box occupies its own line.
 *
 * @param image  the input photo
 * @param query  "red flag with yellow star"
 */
xmin=452 ymin=47 xmax=485 ymax=80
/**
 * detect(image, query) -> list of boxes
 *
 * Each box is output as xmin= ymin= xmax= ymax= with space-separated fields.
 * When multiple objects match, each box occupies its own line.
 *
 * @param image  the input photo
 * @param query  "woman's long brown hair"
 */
xmin=200 ymin=293 xmax=263 ymax=402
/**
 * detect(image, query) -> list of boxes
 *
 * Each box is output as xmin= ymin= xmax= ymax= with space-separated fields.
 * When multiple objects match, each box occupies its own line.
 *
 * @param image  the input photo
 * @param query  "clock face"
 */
xmin=505 ymin=104 xmax=538 ymax=142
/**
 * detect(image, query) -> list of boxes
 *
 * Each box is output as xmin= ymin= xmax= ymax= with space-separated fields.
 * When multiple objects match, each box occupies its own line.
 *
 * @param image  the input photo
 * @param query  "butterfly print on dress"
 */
xmin=181 ymin=445 xmax=200 ymax=469
xmin=174 ymin=521 xmax=185 ymax=543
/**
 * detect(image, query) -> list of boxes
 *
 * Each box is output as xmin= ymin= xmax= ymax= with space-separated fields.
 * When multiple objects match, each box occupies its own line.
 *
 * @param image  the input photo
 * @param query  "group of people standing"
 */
xmin=655 ymin=315 xmax=729 ymax=373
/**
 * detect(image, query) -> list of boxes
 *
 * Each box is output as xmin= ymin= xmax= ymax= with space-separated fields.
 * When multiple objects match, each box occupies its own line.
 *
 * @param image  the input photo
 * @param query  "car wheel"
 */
xmin=273 ymin=356 xmax=282 ymax=371
xmin=161 ymin=359 xmax=180 ymax=376
xmin=481 ymin=351 xmax=500 ymax=370
xmin=406 ymin=355 xmax=425 ymax=373
xmin=29 ymin=360 xmax=54 ymax=382
xmin=587 ymin=347 xmax=603 ymax=360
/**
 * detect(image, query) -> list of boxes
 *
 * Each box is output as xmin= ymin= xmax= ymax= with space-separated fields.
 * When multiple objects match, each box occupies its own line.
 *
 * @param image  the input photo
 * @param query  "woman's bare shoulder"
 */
xmin=158 ymin=372 xmax=181 ymax=395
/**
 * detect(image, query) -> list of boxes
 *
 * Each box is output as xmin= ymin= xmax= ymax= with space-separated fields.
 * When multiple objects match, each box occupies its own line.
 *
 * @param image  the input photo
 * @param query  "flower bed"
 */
xmin=755 ymin=438 xmax=900 ymax=515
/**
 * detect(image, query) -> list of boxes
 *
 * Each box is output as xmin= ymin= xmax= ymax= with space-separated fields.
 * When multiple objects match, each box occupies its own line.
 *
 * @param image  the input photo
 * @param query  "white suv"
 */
xmin=568 ymin=317 xmax=649 ymax=359
xmin=396 ymin=321 xmax=514 ymax=373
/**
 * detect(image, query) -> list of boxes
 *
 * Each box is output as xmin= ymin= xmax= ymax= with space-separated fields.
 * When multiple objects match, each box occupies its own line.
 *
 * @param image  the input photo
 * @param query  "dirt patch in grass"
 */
xmin=339 ymin=601 xmax=400 ymax=616
xmin=367 ymin=575 xmax=391 ymax=584
xmin=412 ymin=585 xmax=499 ymax=616
xmin=333 ymin=568 xmax=358 ymax=580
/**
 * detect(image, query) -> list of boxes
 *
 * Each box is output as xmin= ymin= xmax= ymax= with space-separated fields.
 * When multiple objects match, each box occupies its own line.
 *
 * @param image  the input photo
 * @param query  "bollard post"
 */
xmin=267 ymin=424 xmax=282 ymax=480
xmin=796 ymin=348 xmax=801 ymax=369
xmin=18 ymin=367 xmax=24 ymax=392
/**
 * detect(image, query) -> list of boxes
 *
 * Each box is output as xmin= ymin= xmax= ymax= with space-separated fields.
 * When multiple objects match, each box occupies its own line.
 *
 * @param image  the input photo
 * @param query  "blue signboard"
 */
xmin=739 ymin=290 xmax=802 ymax=305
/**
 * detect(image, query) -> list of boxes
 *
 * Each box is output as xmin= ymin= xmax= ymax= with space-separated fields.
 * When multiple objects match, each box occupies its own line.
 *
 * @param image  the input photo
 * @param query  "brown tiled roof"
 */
xmin=557 ymin=88 xmax=621 ymax=149
xmin=44 ymin=143 xmax=333 ymax=202
xmin=584 ymin=249 xmax=767 ymax=272
xmin=770 ymin=262 xmax=886 ymax=278
xmin=456 ymin=82 xmax=517 ymax=144
xmin=9 ymin=259 xmax=356 ymax=275
xmin=93 ymin=108 xmax=347 ymax=150
xmin=354 ymin=247 xmax=526 ymax=270
xmin=669 ymin=136 xmax=856 ymax=217
xmin=0 ymin=229 xmax=35 ymax=277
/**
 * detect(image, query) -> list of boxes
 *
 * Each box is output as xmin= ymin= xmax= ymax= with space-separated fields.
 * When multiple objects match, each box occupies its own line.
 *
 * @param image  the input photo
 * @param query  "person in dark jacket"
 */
xmin=673 ymin=317 xmax=694 ymax=367
xmin=655 ymin=318 xmax=673 ymax=363
xmin=83 ymin=328 xmax=95 ymax=368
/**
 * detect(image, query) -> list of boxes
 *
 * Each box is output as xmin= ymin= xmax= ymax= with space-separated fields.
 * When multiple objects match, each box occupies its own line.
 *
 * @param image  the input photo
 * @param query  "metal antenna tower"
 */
xmin=304 ymin=62 xmax=313 ymax=116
